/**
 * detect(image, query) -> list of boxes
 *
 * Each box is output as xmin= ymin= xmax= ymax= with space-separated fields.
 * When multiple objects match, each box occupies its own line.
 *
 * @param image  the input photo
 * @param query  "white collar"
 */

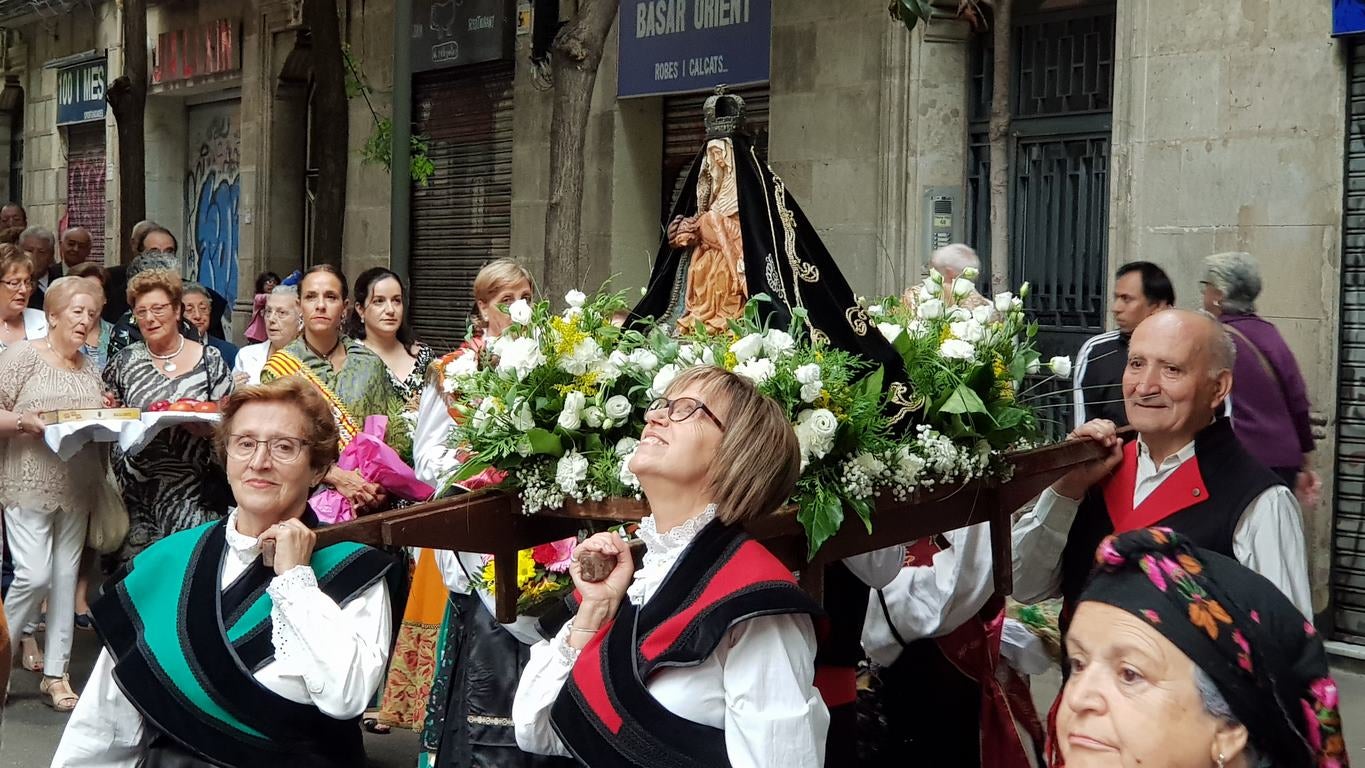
xmin=224 ymin=507 xmax=262 ymax=562
xmin=1136 ymin=437 xmax=1197 ymax=470
xmin=637 ymin=504 xmax=718 ymax=556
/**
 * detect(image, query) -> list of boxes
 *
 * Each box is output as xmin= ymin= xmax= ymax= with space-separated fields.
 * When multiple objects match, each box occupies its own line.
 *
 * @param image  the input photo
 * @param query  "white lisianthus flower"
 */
xmin=867 ymin=304 xmax=885 ymax=317
xmin=562 ymin=306 xmax=583 ymax=322
xmin=918 ymin=284 xmax=937 ymax=303
xmin=730 ymin=333 xmax=766 ymax=363
xmin=1049 ymin=355 xmax=1073 ymax=379
xmin=763 ymin=329 xmax=797 ymax=359
xmin=471 ymin=397 xmax=501 ymax=431
xmin=510 ymin=399 xmax=535 ymax=432
xmin=564 ymin=289 xmax=586 ymax=308
xmin=1019 ymin=281 xmax=1031 ymax=300
xmin=508 ymin=299 xmax=533 ymax=325
xmin=1027 ymin=356 xmax=1040 ymax=375
xmin=972 ymin=304 xmax=995 ymax=325
xmin=897 ymin=446 xmax=926 ymax=485
xmin=917 ymin=298 xmax=945 ymax=320
xmin=877 ymin=322 xmax=904 ymax=344
xmin=734 ymin=358 xmax=777 ymax=386
xmin=952 ymin=277 xmax=975 ymax=299
xmin=994 ymin=292 xmax=1014 ymax=314
xmin=446 ymin=350 xmax=479 ymax=378
xmin=604 ymin=395 xmax=632 ymax=421
xmin=614 ymin=437 xmax=639 ymax=457
xmin=950 ymin=320 xmax=985 ymax=343
xmin=593 ymin=354 xmax=622 ymax=385
xmin=618 ymin=450 xmax=641 ymax=490
xmin=558 ymin=391 xmax=587 ymax=430
xmin=795 ymin=363 xmax=824 ymax=403
xmin=677 ymin=343 xmax=715 ymax=366
xmin=929 ymin=269 xmax=945 ymax=286
xmin=556 ymin=451 xmax=590 ymax=495
xmin=649 ymin=363 xmax=680 ymax=398
xmin=853 ymin=452 xmax=887 ymax=478
xmin=627 ymin=348 xmax=660 ymax=374
xmin=1011 ymin=297 xmax=1024 ymax=311
xmin=961 ymin=267 xmax=979 ymax=282
xmin=947 ymin=306 xmax=972 ymax=323
xmin=560 ymin=337 xmax=605 ymax=375
xmin=492 ymin=336 xmax=544 ymax=381
xmin=582 ymin=406 xmax=603 ymax=429
xmin=939 ymin=339 xmax=977 ymax=361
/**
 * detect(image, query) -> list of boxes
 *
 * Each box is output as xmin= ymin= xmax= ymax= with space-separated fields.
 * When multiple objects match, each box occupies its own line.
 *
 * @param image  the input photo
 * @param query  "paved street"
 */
xmin=1 ymin=628 xmax=419 ymax=767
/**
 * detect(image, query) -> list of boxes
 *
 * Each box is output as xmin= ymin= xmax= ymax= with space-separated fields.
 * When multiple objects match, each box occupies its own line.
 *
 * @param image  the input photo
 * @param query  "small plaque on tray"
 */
xmin=39 ymin=408 xmax=141 ymax=425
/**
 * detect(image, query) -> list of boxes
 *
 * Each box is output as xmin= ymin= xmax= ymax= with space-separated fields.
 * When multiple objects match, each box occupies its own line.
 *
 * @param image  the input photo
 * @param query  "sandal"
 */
xmin=362 ymin=714 xmax=391 ymax=734
xmin=39 ymin=674 xmax=79 ymax=712
xmin=74 ymin=613 xmax=94 ymax=631
xmin=20 ymin=635 xmax=43 ymax=672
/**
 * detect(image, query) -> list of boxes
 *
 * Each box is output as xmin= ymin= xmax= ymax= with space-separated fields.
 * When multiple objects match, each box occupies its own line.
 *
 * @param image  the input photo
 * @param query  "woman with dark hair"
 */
xmin=259 ymin=264 xmax=407 ymax=513
xmin=349 ymin=267 xmax=433 ymax=418
xmin=245 ymin=271 xmax=283 ymax=344
xmin=1056 ymin=527 xmax=1348 ymax=768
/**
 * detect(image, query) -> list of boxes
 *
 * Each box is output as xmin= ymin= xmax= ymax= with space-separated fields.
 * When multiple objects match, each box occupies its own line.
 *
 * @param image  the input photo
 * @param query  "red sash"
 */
xmin=905 ymin=537 xmax=1043 ymax=768
xmin=1100 ymin=441 xmax=1208 ymax=533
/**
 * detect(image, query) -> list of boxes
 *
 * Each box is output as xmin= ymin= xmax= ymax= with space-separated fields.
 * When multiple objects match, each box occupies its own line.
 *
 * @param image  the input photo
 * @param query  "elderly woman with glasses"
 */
xmin=514 ymin=365 xmax=829 ymax=767
xmin=103 ymin=269 xmax=234 ymax=562
xmin=234 ymin=285 xmax=302 ymax=387
xmin=0 ymin=244 xmax=48 ymax=349
xmin=1055 ymin=527 xmax=1348 ymax=768
xmin=52 ymin=377 xmax=395 ymax=767
xmin=1201 ymin=252 xmax=1319 ymax=503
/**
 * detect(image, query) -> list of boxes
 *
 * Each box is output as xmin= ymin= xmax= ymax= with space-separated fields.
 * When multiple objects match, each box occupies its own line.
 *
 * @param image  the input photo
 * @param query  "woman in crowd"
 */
xmin=67 ymin=262 xmax=114 ymax=369
xmin=260 ymin=264 xmax=405 ymax=513
xmin=103 ymin=270 xmax=234 ymax=561
xmin=1202 ymin=252 xmax=1320 ymax=503
xmin=245 ymin=270 xmax=282 ymax=344
xmin=1055 ymin=527 xmax=1347 ymax=768
xmin=0 ymin=243 xmax=48 ymax=348
xmin=184 ymin=282 xmax=239 ymax=368
xmin=409 ymin=259 xmax=555 ymax=767
xmin=0 ymin=277 xmax=105 ymax=711
xmin=351 ymin=267 xmax=434 ymax=422
xmin=51 ymin=378 xmax=395 ymax=767
xmin=513 ymin=365 xmax=829 ymax=767
xmin=234 ymin=285 xmax=302 ymax=386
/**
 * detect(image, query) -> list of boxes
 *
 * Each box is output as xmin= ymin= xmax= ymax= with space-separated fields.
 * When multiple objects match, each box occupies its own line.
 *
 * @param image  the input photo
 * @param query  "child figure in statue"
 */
xmin=670 ymin=138 xmax=747 ymax=334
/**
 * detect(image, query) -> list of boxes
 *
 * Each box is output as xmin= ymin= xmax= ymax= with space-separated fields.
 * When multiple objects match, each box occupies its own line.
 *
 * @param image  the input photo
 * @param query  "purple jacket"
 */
xmin=1221 ymin=313 xmax=1314 ymax=470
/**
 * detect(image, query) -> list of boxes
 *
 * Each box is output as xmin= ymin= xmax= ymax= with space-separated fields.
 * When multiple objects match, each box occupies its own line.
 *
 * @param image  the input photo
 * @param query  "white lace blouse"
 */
xmin=50 ymin=509 xmax=392 ymax=767
xmin=512 ymin=507 xmax=830 ymax=768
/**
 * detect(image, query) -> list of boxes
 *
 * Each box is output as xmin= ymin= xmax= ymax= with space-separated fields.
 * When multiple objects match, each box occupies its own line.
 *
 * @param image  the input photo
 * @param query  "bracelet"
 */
xmin=568 ymin=623 xmax=598 ymax=635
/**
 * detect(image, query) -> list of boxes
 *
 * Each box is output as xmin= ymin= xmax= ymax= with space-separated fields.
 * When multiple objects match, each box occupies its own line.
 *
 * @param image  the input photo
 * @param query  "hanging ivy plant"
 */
xmin=344 ymin=46 xmax=436 ymax=187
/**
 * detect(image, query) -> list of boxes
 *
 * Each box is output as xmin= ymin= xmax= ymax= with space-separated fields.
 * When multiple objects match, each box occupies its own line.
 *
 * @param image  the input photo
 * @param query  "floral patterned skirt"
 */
xmin=377 ymin=549 xmax=447 ymax=729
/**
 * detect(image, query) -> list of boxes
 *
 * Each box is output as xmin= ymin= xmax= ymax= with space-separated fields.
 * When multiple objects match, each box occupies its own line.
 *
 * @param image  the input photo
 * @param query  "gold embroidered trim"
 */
xmin=771 ymin=177 xmax=819 ymax=284
xmin=845 ymin=306 xmax=869 ymax=337
xmin=886 ymin=381 xmax=925 ymax=426
xmin=811 ymin=329 xmax=831 ymax=346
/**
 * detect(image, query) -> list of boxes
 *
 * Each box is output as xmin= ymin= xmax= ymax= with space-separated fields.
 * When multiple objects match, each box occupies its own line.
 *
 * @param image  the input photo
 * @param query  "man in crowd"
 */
xmin=57 ymin=227 xmax=93 ymax=274
xmin=20 ymin=225 xmax=56 ymax=310
xmin=1 ymin=202 xmax=27 ymax=231
xmin=1012 ymin=309 xmax=1311 ymax=618
xmin=1072 ymin=261 xmax=1174 ymax=427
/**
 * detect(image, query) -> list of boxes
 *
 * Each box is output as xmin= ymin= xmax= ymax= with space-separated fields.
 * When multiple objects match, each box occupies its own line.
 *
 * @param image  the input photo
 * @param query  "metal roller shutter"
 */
xmin=409 ymin=62 xmax=515 ymax=353
xmin=661 ymin=85 xmax=769 ymax=220
xmin=66 ymin=123 xmax=106 ymax=264
xmin=1334 ymin=41 xmax=1365 ymax=641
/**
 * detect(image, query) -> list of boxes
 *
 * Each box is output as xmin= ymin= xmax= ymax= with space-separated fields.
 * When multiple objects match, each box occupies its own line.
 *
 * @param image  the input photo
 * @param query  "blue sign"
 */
xmin=56 ymin=60 xmax=106 ymax=126
xmin=1335 ymin=0 xmax=1365 ymax=36
xmin=618 ymin=0 xmax=770 ymax=98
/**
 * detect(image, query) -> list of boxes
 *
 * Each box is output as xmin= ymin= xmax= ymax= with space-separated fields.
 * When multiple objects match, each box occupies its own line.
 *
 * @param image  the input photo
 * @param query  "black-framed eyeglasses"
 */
xmin=225 ymin=434 xmax=308 ymax=463
xmin=645 ymin=397 xmax=726 ymax=431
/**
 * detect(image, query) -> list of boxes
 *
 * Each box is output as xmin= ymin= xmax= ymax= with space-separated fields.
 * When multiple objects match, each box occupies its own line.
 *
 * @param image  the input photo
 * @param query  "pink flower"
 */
xmin=1098 ymin=538 xmax=1123 ymax=566
xmin=531 ymin=537 xmax=577 ymax=574
xmin=1141 ymin=609 xmax=1161 ymax=625
xmin=1310 ymin=678 xmax=1340 ymax=710
xmin=1233 ymin=630 xmax=1250 ymax=654
xmin=1250 ymin=610 xmax=1261 ymax=623
xmin=1140 ymin=555 xmax=1168 ymax=591
xmin=1305 ymin=620 xmax=1318 ymax=638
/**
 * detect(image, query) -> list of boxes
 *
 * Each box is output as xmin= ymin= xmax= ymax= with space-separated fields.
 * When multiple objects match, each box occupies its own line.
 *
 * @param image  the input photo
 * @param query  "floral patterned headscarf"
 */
xmin=1069 ymin=528 xmax=1347 ymax=768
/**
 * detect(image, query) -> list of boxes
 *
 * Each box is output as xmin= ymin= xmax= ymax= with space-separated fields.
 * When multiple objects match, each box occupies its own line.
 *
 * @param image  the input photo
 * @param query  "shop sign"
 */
xmin=152 ymin=19 xmax=241 ymax=86
xmin=1337 ymin=0 xmax=1365 ymax=36
xmin=411 ymin=0 xmax=514 ymax=73
xmin=618 ymin=0 xmax=771 ymax=98
xmin=56 ymin=59 xmax=106 ymax=125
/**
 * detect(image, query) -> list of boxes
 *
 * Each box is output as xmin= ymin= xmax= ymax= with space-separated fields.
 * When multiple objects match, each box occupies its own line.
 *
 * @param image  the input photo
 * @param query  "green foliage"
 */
xmin=343 ymin=44 xmax=435 ymax=187
xmin=889 ymin=0 xmax=934 ymax=31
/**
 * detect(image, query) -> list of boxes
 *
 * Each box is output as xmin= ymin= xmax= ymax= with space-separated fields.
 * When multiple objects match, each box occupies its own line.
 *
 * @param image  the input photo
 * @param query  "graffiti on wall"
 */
xmin=184 ymin=103 xmax=240 ymax=303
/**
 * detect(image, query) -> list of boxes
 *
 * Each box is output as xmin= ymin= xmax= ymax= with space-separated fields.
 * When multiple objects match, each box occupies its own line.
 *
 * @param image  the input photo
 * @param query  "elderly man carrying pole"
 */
xmin=1011 ymin=309 xmax=1312 ymax=620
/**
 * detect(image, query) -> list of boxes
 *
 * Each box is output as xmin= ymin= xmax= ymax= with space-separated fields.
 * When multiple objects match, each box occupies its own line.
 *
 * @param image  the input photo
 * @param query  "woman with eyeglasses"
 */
xmin=0 ymin=244 xmax=49 ymax=349
xmin=234 ymin=285 xmax=303 ymax=387
xmin=103 ymin=269 xmax=234 ymax=563
xmin=260 ymin=265 xmax=406 ymax=513
xmin=53 ymin=377 xmax=396 ymax=767
xmin=514 ymin=365 xmax=829 ymax=768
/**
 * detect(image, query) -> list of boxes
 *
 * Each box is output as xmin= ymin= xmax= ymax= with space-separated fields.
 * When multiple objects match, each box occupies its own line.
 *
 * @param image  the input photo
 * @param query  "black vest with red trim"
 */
xmin=1059 ymin=417 xmax=1284 ymax=611
xmin=549 ymin=519 xmax=821 ymax=768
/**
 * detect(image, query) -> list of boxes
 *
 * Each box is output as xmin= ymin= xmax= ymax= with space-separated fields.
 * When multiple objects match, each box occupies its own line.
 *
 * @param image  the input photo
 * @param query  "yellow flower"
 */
xmin=481 ymin=559 xmax=496 ymax=585
xmin=549 ymin=315 xmax=589 ymax=358
xmin=517 ymin=549 xmax=538 ymax=587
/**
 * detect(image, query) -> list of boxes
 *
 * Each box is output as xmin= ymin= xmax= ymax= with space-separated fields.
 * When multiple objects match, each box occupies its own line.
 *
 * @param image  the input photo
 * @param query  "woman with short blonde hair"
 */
xmin=0 ymin=242 xmax=45 ymax=349
xmin=514 ymin=365 xmax=828 ymax=767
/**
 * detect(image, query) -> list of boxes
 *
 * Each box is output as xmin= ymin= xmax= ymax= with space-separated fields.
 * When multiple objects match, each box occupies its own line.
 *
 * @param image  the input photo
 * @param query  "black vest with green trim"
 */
xmin=91 ymin=518 xmax=395 ymax=768
xmin=549 ymin=520 xmax=821 ymax=768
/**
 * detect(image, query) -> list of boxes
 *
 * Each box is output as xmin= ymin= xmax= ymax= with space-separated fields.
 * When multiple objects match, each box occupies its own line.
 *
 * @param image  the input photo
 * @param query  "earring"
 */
xmin=1216 ymin=753 xmax=1225 ymax=768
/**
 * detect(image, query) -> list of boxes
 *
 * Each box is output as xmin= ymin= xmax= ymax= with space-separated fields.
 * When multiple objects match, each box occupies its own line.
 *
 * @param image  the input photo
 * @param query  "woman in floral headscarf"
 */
xmin=1055 ymin=527 xmax=1347 ymax=768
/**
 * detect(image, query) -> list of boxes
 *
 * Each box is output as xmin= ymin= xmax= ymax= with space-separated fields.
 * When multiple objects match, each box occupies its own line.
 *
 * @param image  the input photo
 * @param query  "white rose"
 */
xmin=604 ymin=395 xmax=632 ymax=420
xmin=508 ymin=298 xmax=533 ymax=325
xmin=952 ymin=278 xmax=975 ymax=299
xmin=556 ymin=451 xmax=590 ymax=494
xmin=1049 ymin=355 xmax=1073 ymax=379
xmin=763 ymin=329 xmax=796 ymax=358
xmin=510 ymin=399 xmax=535 ymax=432
xmin=800 ymin=382 xmax=822 ymax=403
xmin=730 ymin=333 xmax=766 ymax=363
xmin=797 ymin=409 xmax=839 ymax=460
xmin=628 ymin=348 xmax=660 ymax=373
xmin=916 ymin=298 xmax=945 ymax=320
xmin=867 ymin=304 xmax=885 ymax=317
xmin=583 ymin=406 xmax=603 ymax=429
xmin=558 ymin=391 xmax=586 ymax=431
xmin=877 ymin=322 xmax=904 ymax=344
xmin=950 ymin=320 xmax=985 ymax=343
xmin=733 ymin=358 xmax=776 ymax=386
xmin=803 ymin=408 xmax=839 ymax=443
xmin=939 ymin=339 xmax=976 ymax=361
xmin=492 ymin=336 xmax=544 ymax=381
xmin=614 ymin=437 xmax=639 ymax=456
xmin=649 ymin=363 xmax=680 ymax=398
xmin=559 ymin=337 xmax=605 ymax=375
xmin=993 ymin=292 xmax=1014 ymax=315
xmin=972 ymin=304 xmax=995 ymax=325
xmin=794 ymin=363 xmax=822 ymax=385
xmin=564 ymin=289 xmax=586 ymax=308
